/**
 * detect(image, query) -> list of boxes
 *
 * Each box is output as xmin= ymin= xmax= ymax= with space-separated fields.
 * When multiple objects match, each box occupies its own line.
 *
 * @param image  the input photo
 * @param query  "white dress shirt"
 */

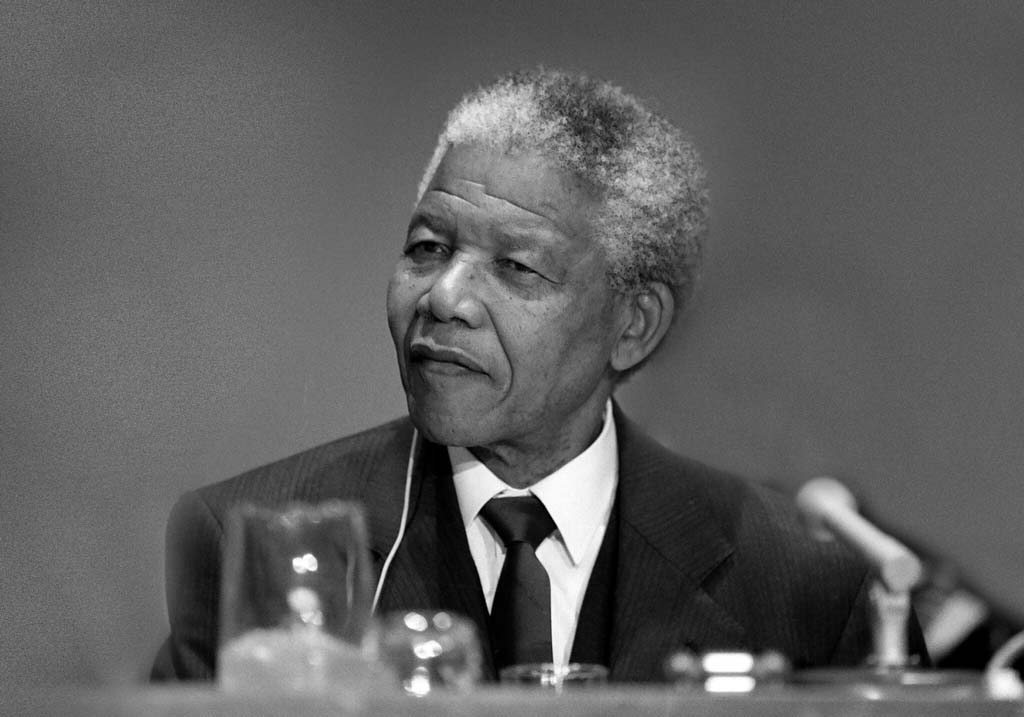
xmin=449 ymin=400 xmax=618 ymax=668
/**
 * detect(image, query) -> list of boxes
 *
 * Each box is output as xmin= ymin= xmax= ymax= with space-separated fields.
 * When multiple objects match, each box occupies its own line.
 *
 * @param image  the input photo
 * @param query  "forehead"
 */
xmin=419 ymin=144 xmax=600 ymax=246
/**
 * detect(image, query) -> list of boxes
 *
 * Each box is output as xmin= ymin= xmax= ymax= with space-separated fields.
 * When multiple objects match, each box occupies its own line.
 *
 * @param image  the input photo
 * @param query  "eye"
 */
xmin=497 ymin=257 xmax=538 ymax=276
xmin=404 ymin=239 xmax=450 ymax=261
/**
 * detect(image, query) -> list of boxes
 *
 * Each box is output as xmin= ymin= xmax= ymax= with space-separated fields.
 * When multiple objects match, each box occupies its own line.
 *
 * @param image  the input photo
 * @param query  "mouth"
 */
xmin=408 ymin=340 xmax=486 ymax=375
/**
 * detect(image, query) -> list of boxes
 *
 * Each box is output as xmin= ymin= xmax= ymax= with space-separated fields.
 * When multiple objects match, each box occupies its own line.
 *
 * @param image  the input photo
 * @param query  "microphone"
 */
xmin=794 ymin=477 xmax=1024 ymax=695
xmin=796 ymin=476 xmax=923 ymax=593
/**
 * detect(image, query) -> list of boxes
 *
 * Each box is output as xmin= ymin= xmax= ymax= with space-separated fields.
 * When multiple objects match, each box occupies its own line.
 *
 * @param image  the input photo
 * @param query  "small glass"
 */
xmin=380 ymin=610 xmax=483 ymax=696
xmin=499 ymin=662 xmax=609 ymax=691
xmin=217 ymin=501 xmax=377 ymax=693
xmin=664 ymin=649 xmax=790 ymax=693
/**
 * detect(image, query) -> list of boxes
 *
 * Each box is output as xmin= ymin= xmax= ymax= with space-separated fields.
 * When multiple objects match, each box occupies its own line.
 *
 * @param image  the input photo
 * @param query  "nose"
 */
xmin=416 ymin=256 xmax=485 ymax=327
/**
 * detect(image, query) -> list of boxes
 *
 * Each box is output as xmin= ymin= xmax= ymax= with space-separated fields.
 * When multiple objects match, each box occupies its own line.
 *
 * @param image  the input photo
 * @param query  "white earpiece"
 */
xmin=371 ymin=428 xmax=418 ymax=613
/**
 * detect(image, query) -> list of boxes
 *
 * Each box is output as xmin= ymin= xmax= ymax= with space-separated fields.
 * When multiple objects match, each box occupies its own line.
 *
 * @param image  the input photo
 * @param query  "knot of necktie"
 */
xmin=481 ymin=496 xmax=556 ymax=550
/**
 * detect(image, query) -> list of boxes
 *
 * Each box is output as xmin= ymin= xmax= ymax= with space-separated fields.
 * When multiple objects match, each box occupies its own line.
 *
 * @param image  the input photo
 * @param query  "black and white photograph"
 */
xmin=3 ymin=1 xmax=1024 ymax=712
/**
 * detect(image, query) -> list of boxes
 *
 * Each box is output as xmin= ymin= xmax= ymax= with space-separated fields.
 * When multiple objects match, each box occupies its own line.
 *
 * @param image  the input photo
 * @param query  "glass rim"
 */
xmin=498 ymin=662 xmax=609 ymax=681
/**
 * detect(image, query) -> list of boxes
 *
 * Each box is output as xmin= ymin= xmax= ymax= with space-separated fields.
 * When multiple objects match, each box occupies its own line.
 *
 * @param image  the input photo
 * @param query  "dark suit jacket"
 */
xmin=151 ymin=409 xmax=921 ymax=681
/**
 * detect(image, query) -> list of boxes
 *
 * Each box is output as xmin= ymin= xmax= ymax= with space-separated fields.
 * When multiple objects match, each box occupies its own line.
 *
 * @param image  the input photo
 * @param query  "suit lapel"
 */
xmin=372 ymin=432 xmax=437 ymax=612
xmin=433 ymin=455 xmax=496 ymax=678
xmin=372 ymin=435 xmax=495 ymax=676
xmin=287 ymin=418 xmax=416 ymax=573
xmin=609 ymin=409 xmax=747 ymax=681
xmin=359 ymin=423 xmax=418 ymax=568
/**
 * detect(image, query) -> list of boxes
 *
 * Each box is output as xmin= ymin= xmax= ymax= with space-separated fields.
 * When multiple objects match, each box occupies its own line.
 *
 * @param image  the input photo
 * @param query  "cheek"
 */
xmin=503 ymin=307 xmax=597 ymax=366
xmin=386 ymin=276 xmax=417 ymax=347
xmin=524 ymin=299 xmax=618 ymax=367
xmin=387 ymin=270 xmax=418 ymax=315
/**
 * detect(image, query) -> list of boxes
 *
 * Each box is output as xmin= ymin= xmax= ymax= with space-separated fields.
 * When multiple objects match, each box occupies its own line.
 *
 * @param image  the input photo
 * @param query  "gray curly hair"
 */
xmin=417 ymin=68 xmax=709 ymax=313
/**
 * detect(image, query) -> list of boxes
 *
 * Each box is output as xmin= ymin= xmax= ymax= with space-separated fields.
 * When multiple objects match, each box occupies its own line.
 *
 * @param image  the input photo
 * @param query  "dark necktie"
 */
xmin=481 ymin=496 xmax=557 ymax=670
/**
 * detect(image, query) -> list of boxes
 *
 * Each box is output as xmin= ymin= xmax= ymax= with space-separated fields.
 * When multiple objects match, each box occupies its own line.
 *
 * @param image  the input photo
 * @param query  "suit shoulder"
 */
xmin=186 ymin=417 xmax=414 ymax=520
xmin=695 ymin=464 xmax=870 ymax=600
xmin=680 ymin=455 xmax=865 ymax=573
xmin=618 ymin=416 xmax=866 ymax=577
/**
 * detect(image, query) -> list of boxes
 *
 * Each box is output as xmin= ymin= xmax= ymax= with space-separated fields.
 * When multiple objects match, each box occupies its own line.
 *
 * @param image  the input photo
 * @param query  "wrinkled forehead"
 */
xmin=426 ymin=143 xmax=596 ymax=207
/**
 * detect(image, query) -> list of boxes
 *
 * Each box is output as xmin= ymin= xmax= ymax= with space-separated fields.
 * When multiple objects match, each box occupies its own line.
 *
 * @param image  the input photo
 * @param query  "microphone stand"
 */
xmin=868 ymin=581 xmax=913 ymax=672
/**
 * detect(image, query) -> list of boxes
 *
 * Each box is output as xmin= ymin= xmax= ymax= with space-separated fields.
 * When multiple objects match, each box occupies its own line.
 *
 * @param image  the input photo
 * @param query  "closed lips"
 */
xmin=409 ymin=343 xmax=486 ymax=373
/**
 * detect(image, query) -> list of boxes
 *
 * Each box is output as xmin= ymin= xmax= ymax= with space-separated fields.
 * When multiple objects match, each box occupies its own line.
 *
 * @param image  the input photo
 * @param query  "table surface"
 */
xmin=6 ymin=684 xmax=1024 ymax=717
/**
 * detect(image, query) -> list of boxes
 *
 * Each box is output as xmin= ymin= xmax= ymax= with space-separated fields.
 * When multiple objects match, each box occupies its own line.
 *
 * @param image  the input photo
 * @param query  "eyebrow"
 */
xmin=406 ymin=217 xmax=559 ymax=260
xmin=406 ymin=209 xmax=453 ymax=238
xmin=493 ymin=226 xmax=561 ymax=252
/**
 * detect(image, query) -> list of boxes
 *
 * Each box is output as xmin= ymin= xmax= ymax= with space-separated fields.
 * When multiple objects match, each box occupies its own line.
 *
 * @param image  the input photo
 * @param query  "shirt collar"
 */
xmin=449 ymin=400 xmax=618 ymax=565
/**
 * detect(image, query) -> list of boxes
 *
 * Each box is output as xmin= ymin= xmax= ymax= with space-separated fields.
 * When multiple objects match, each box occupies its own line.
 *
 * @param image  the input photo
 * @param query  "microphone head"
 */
xmin=796 ymin=476 xmax=857 ymax=541
xmin=796 ymin=476 xmax=923 ymax=592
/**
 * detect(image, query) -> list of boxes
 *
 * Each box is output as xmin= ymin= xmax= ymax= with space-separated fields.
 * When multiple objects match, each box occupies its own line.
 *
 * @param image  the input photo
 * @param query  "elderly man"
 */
xmin=152 ymin=69 xmax=920 ymax=682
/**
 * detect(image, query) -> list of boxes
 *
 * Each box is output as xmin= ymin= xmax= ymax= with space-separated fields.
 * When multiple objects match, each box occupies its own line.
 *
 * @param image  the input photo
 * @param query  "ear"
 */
xmin=610 ymin=282 xmax=675 ymax=373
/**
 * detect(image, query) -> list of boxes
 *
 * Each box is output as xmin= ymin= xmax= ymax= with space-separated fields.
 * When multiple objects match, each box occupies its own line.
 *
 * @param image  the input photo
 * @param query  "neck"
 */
xmin=468 ymin=399 xmax=609 ymax=489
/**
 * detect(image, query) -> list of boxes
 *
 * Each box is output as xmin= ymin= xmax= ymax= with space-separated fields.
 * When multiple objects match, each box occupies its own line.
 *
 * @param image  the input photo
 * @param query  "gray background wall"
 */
xmin=2 ymin=0 xmax=1022 ymax=684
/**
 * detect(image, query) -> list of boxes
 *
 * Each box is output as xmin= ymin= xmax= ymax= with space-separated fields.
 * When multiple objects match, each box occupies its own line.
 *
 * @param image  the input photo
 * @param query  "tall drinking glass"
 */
xmin=217 ymin=501 xmax=377 ymax=693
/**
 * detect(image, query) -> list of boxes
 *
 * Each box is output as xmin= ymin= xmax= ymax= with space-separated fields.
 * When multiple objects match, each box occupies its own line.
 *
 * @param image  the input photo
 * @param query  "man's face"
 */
xmin=386 ymin=144 xmax=628 ymax=457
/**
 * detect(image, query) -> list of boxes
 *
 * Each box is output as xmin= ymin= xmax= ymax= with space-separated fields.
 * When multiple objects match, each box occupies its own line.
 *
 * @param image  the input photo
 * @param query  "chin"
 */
xmin=407 ymin=403 xmax=492 ymax=448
